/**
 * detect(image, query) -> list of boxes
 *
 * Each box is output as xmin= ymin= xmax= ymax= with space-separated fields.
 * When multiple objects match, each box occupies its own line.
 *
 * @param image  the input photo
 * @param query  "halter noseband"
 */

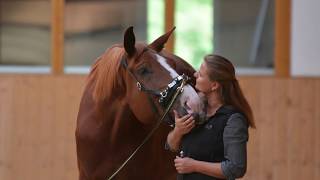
xmin=158 ymin=74 xmax=189 ymax=107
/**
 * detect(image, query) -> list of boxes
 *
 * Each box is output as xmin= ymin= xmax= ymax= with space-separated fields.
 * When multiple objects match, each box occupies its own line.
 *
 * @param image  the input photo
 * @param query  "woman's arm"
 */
xmin=166 ymin=111 xmax=195 ymax=152
xmin=221 ymin=113 xmax=249 ymax=179
xmin=174 ymin=157 xmax=226 ymax=178
xmin=166 ymin=128 xmax=183 ymax=152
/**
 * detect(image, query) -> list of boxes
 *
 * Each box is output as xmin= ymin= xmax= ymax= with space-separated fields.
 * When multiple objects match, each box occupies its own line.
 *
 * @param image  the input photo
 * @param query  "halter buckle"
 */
xmin=160 ymin=91 xmax=167 ymax=98
xmin=137 ymin=82 xmax=142 ymax=91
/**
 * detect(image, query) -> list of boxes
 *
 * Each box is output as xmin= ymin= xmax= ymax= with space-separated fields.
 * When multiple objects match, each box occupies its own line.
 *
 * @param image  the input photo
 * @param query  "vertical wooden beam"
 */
xmin=165 ymin=0 xmax=175 ymax=53
xmin=51 ymin=0 xmax=64 ymax=74
xmin=275 ymin=0 xmax=291 ymax=77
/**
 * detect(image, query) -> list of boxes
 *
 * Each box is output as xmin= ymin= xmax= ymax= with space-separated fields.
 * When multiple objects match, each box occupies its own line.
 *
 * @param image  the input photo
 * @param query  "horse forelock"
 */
xmin=88 ymin=45 xmax=125 ymax=102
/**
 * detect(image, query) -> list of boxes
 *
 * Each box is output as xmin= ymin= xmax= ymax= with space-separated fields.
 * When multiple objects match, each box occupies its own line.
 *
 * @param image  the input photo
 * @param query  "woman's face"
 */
xmin=194 ymin=62 xmax=214 ymax=94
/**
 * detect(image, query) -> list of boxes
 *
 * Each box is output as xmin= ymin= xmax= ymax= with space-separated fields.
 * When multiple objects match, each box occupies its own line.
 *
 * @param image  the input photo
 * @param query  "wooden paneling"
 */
xmin=240 ymin=77 xmax=320 ymax=180
xmin=0 ymin=75 xmax=320 ymax=180
xmin=0 ymin=75 xmax=85 ymax=180
xmin=315 ymin=81 xmax=320 ymax=179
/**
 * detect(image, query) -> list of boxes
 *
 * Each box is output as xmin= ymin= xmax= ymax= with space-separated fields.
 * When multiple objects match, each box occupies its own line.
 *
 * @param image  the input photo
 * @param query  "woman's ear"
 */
xmin=211 ymin=81 xmax=220 ymax=92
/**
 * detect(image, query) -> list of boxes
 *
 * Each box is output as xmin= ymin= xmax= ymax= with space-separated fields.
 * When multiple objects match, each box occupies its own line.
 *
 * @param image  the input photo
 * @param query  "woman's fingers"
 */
xmin=174 ymin=110 xmax=191 ymax=123
xmin=174 ymin=157 xmax=194 ymax=174
xmin=183 ymin=116 xmax=194 ymax=126
xmin=180 ymin=114 xmax=191 ymax=121
xmin=186 ymin=120 xmax=195 ymax=130
xmin=174 ymin=111 xmax=195 ymax=135
xmin=174 ymin=157 xmax=182 ymax=166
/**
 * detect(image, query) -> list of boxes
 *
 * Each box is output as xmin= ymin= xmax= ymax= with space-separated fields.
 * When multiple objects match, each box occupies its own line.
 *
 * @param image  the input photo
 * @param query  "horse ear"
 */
xmin=149 ymin=27 xmax=175 ymax=52
xmin=123 ymin=26 xmax=136 ymax=57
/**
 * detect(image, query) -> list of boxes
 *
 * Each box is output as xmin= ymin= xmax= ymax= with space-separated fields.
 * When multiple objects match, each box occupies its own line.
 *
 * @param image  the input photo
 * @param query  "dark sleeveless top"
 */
xmin=179 ymin=105 xmax=240 ymax=180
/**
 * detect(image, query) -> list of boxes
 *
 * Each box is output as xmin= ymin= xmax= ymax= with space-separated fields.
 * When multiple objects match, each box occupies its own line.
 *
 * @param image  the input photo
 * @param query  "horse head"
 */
xmin=120 ymin=27 xmax=205 ymax=126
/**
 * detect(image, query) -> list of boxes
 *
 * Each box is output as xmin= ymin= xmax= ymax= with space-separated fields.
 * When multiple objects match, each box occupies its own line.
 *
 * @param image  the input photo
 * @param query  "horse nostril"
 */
xmin=184 ymin=101 xmax=191 ymax=110
xmin=183 ymin=101 xmax=194 ymax=115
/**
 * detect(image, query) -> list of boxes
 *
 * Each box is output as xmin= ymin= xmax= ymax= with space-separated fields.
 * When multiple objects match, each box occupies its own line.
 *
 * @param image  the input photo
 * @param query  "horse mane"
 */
xmin=88 ymin=44 xmax=125 ymax=102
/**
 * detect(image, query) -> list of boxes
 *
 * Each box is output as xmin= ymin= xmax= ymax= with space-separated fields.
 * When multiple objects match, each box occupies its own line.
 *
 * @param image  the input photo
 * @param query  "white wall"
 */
xmin=291 ymin=0 xmax=320 ymax=76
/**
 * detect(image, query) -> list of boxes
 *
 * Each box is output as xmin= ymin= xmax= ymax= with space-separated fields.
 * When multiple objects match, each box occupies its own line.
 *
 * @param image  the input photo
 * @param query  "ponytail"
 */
xmin=221 ymin=80 xmax=255 ymax=128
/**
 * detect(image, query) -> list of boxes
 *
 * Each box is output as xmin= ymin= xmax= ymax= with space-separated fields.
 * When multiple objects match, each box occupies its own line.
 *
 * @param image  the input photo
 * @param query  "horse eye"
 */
xmin=137 ymin=67 xmax=152 ymax=76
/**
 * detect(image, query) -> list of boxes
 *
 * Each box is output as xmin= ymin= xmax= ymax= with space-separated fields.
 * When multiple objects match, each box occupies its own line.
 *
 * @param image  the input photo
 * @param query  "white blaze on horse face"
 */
xmin=156 ymin=54 xmax=203 ymax=114
xmin=156 ymin=54 xmax=178 ymax=78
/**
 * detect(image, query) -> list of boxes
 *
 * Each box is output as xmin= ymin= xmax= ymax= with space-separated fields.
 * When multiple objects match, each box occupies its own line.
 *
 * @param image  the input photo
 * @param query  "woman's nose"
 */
xmin=194 ymin=72 xmax=198 ymax=78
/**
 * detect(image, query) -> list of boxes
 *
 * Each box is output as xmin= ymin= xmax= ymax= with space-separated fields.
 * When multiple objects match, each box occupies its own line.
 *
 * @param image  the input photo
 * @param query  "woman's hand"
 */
xmin=173 ymin=110 xmax=195 ymax=136
xmin=174 ymin=156 xmax=196 ymax=174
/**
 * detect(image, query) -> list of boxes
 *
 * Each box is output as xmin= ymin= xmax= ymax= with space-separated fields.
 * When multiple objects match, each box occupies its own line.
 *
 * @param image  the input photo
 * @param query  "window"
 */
xmin=214 ymin=0 xmax=274 ymax=73
xmin=0 ymin=0 xmax=275 ymax=75
xmin=0 ymin=0 xmax=51 ymax=72
xmin=64 ymin=0 xmax=147 ymax=73
xmin=147 ymin=0 xmax=165 ymax=43
xmin=175 ymin=0 xmax=213 ymax=69
xmin=173 ymin=0 xmax=274 ymax=74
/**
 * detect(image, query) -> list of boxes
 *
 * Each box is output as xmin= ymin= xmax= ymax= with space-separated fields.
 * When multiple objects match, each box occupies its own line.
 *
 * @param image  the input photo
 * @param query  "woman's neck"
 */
xmin=206 ymin=92 xmax=223 ymax=117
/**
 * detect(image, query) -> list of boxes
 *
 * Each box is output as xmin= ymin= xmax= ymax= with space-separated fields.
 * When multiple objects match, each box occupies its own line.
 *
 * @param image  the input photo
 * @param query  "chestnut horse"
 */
xmin=76 ymin=27 xmax=204 ymax=180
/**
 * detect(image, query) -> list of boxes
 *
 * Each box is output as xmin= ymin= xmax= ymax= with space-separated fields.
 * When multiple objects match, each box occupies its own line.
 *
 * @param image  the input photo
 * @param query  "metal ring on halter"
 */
xmin=136 ymin=82 xmax=142 ymax=91
xmin=176 ymin=85 xmax=184 ymax=94
xmin=179 ymin=87 xmax=184 ymax=93
xmin=160 ymin=90 xmax=167 ymax=98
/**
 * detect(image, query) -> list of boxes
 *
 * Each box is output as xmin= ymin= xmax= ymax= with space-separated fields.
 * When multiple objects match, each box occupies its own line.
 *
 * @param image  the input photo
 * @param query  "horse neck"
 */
xmin=78 ymin=80 xmax=171 ymax=150
xmin=82 ymin=85 xmax=150 ymax=143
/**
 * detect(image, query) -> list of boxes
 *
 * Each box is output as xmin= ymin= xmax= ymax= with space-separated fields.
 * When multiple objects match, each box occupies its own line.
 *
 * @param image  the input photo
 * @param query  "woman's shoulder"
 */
xmin=227 ymin=112 xmax=248 ymax=128
xmin=219 ymin=105 xmax=248 ymax=126
xmin=224 ymin=112 xmax=249 ymax=141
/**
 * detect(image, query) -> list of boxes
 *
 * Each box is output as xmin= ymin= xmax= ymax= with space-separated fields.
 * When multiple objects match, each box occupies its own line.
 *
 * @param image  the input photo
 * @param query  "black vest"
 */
xmin=179 ymin=106 xmax=238 ymax=180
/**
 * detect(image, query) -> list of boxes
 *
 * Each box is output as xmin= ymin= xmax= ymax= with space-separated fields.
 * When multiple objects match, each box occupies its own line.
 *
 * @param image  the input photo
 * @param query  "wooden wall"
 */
xmin=0 ymin=75 xmax=84 ymax=180
xmin=0 ymin=75 xmax=319 ymax=180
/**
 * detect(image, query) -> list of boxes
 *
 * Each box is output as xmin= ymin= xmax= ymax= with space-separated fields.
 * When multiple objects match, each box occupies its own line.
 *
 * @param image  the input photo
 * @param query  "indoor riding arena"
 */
xmin=0 ymin=0 xmax=319 ymax=180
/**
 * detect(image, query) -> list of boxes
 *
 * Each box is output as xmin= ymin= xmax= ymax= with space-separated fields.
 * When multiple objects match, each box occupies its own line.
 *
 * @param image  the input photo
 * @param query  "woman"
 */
xmin=166 ymin=54 xmax=255 ymax=180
